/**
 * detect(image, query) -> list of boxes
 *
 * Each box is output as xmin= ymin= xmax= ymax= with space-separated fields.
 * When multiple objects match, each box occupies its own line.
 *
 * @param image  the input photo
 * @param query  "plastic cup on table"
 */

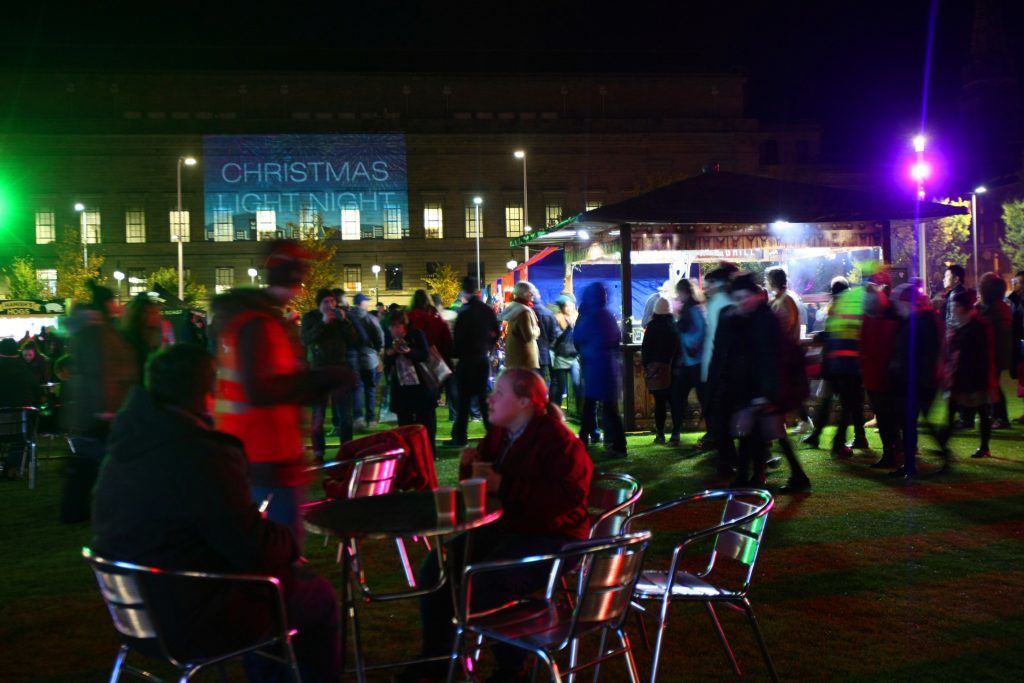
xmin=460 ymin=478 xmax=487 ymax=519
xmin=433 ymin=486 xmax=457 ymax=525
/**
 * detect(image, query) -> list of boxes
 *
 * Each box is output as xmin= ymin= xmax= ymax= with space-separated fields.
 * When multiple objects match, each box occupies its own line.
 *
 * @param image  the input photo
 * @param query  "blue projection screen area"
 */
xmin=202 ymin=134 xmax=409 ymax=240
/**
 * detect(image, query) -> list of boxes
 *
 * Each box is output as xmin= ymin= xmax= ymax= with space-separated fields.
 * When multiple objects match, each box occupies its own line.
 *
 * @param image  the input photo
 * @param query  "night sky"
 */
xmin=4 ymin=1 xmax=1023 ymax=186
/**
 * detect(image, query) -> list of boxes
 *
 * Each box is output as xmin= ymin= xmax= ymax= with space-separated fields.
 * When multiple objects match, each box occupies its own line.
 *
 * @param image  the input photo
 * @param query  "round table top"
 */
xmin=302 ymin=490 xmax=502 ymax=540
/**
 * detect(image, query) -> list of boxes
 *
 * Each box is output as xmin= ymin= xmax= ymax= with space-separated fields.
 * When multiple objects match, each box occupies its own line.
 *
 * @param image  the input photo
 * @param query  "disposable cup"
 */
xmin=460 ymin=478 xmax=487 ymax=518
xmin=433 ymin=486 xmax=457 ymax=524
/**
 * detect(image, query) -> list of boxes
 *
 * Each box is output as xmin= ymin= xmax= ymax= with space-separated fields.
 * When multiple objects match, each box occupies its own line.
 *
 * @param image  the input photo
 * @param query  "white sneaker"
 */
xmin=790 ymin=419 xmax=813 ymax=435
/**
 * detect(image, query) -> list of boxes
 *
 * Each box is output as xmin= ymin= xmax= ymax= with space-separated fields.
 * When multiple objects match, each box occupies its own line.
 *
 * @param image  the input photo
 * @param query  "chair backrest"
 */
xmin=587 ymin=472 xmax=642 ymax=539
xmin=708 ymin=493 xmax=772 ymax=591
xmin=85 ymin=551 xmax=159 ymax=641
xmin=348 ymin=448 xmax=404 ymax=499
xmin=0 ymin=406 xmax=39 ymax=444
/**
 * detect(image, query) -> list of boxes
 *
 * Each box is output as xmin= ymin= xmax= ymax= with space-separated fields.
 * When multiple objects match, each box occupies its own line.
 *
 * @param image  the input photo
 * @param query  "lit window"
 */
xmin=343 ymin=265 xmax=361 ymax=292
xmin=384 ymin=206 xmax=404 ymax=239
xmin=385 ymin=264 xmax=403 ymax=290
xmin=585 ymin=200 xmax=603 ymax=212
xmin=423 ymin=202 xmax=443 ymax=239
xmin=341 ymin=206 xmax=361 ymax=240
xmin=505 ymin=203 xmax=524 ymax=238
xmin=35 ymin=209 xmax=56 ymax=244
xmin=127 ymin=268 xmax=146 ymax=296
xmin=256 ymin=210 xmax=277 ymax=241
xmin=169 ymin=210 xmax=190 ymax=242
xmin=213 ymin=209 xmax=234 ymax=242
xmin=299 ymin=207 xmax=319 ymax=239
xmin=81 ymin=210 xmax=101 ymax=244
xmin=215 ymin=267 xmax=234 ymax=294
xmin=465 ymin=204 xmax=482 ymax=238
xmin=125 ymin=207 xmax=146 ymax=243
xmin=36 ymin=269 xmax=57 ymax=297
xmin=545 ymin=202 xmax=563 ymax=227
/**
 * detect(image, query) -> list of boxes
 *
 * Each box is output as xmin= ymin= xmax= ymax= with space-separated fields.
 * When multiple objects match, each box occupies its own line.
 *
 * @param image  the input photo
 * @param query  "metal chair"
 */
xmin=0 ymin=406 xmax=39 ymax=488
xmin=588 ymin=472 xmax=643 ymax=538
xmin=82 ymin=547 xmax=300 ymax=682
xmin=448 ymin=532 xmax=652 ymax=683
xmin=624 ymin=489 xmax=778 ymax=683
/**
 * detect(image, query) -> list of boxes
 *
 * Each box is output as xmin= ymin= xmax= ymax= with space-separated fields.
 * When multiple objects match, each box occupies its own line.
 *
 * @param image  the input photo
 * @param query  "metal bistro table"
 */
xmin=303 ymin=489 xmax=502 ymax=682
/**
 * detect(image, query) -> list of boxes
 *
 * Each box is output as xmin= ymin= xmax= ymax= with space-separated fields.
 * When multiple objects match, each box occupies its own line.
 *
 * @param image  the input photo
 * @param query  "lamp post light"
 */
xmin=471 ymin=196 xmax=483 ymax=288
xmin=74 ymin=202 xmax=88 ymax=268
xmin=176 ymin=156 xmax=197 ymax=302
xmin=247 ymin=267 xmax=258 ymax=285
xmin=371 ymin=264 xmax=381 ymax=304
xmin=911 ymin=134 xmax=928 ymax=283
xmin=513 ymin=150 xmax=530 ymax=263
xmin=113 ymin=270 xmax=125 ymax=300
xmin=506 ymin=258 xmax=517 ymax=271
xmin=971 ymin=185 xmax=987 ymax=285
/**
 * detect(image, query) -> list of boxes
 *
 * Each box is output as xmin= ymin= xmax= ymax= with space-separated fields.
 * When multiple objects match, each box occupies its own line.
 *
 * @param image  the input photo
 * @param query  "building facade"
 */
xmin=0 ymin=70 xmax=821 ymax=305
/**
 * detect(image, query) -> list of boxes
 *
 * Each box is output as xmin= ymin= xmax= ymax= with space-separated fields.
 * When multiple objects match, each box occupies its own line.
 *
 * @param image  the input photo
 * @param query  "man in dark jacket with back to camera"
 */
xmin=446 ymin=277 xmax=500 ymax=447
xmin=0 ymin=337 xmax=42 ymax=479
xmin=92 ymin=344 xmax=340 ymax=682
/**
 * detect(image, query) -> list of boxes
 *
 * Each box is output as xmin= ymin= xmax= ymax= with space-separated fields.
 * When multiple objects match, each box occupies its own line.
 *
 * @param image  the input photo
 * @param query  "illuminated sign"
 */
xmin=202 ymin=134 xmax=408 ymax=240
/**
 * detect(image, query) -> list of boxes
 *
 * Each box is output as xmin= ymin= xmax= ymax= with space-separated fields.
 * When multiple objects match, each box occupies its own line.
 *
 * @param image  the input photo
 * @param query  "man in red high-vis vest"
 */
xmin=211 ymin=240 xmax=355 ymax=545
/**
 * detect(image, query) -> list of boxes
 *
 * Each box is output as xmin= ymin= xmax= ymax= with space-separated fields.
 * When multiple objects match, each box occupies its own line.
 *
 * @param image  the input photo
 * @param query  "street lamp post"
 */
xmin=971 ymin=186 xmax=987 ymax=285
xmin=113 ymin=270 xmax=124 ymax=300
xmin=472 ymin=196 xmax=483 ymax=288
xmin=371 ymin=264 xmax=381 ymax=304
xmin=911 ymin=135 xmax=928 ymax=283
xmin=514 ymin=150 xmax=529 ymax=263
xmin=247 ymin=267 xmax=258 ymax=285
xmin=74 ymin=202 xmax=88 ymax=268
xmin=176 ymin=156 xmax=197 ymax=302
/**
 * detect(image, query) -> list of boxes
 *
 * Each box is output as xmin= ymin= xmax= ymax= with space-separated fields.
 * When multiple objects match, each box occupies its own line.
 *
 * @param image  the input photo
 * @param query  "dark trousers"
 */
xmin=939 ymin=398 xmax=991 ymax=458
xmin=899 ymin=388 xmax=939 ymax=475
xmin=812 ymin=373 xmax=866 ymax=447
xmin=550 ymin=366 xmax=581 ymax=415
xmin=396 ymin=399 xmax=437 ymax=459
xmin=776 ymin=435 xmax=809 ymax=482
xmin=581 ymin=397 xmax=626 ymax=452
xmin=452 ymin=358 xmax=490 ymax=445
xmin=418 ymin=526 xmax=567 ymax=671
xmin=311 ymin=384 xmax=352 ymax=457
xmin=669 ymin=364 xmax=703 ymax=439
xmin=245 ymin=570 xmax=341 ymax=683
xmin=59 ymin=436 xmax=106 ymax=524
xmin=359 ymin=367 xmax=380 ymax=422
xmin=650 ymin=388 xmax=673 ymax=437
xmin=868 ymin=390 xmax=900 ymax=457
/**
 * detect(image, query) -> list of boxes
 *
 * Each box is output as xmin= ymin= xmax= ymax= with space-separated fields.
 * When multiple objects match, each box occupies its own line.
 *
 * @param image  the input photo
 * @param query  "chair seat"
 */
xmin=633 ymin=570 xmax=740 ymax=601
xmin=469 ymin=598 xmax=608 ymax=650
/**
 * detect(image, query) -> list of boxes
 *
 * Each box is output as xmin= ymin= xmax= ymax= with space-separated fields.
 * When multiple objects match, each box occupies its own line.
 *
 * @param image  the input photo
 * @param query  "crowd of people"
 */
xmin=3 ymin=237 xmax=1023 ymax=682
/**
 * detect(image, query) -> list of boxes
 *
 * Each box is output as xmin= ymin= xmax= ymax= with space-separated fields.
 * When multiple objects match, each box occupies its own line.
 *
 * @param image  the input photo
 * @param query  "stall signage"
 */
xmin=0 ymin=300 xmax=66 ymax=316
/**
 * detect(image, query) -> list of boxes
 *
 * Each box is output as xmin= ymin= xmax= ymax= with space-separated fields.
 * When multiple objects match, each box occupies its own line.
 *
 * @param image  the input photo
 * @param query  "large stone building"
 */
xmin=0 ymin=70 xmax=821 ymax=305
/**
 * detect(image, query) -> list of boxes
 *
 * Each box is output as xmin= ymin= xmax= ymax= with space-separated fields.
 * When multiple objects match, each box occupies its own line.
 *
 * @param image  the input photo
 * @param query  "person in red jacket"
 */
xmin=398 ymin=368 xmax=592 ymax=682
xmin=859 ymin=280 xmax=901 ymax=468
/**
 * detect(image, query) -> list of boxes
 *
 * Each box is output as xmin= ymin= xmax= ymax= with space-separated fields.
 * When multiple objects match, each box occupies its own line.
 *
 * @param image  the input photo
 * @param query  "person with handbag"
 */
xmin=641 ymin=297 xmax=680 ymax=444
xmin=499 ymin=282 xmax=542 ymax=371
xmin=384 ymin=311 xmax=439 ymax=458
xmin=671 ymin=278 xmax=707 ymax=447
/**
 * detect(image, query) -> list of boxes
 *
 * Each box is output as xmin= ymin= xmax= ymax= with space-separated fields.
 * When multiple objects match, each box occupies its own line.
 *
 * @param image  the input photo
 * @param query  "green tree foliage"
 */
xmin=55 ymin=223 xmax=104 ymax=302
xmin=999 ymin=199 xmax=1024 ymax=273
xmin=422 ymin=263 xmax=462 ymax=307
xmin=148 ymin=266 xmax=207 ymax=308
xmin=3 ymin=256 xmax=50 ymax=299
xmin=892 ymin=198 xmax=971 ymax=281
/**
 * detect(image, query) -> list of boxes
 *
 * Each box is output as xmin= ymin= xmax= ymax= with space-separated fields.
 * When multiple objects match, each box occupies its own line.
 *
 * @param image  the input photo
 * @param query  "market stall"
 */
xmin=511 ymin=169 xmax=967 ymax=429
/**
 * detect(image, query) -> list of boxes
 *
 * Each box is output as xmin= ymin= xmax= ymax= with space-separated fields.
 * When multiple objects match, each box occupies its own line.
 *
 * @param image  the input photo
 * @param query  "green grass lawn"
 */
xmin=2 ymin=405 xmax=1023 ymax=682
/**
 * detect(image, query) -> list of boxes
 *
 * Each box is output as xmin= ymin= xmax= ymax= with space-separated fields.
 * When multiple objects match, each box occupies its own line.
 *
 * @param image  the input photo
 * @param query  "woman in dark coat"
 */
xmin=383 ymin=311 xmax=438 ymax=456
xmin=574 ymin=282 xmax=627 ymax=458
xmin=939 ymin=289 xmax=998 ymax=461
xmin=978 ymin=273 xmax=1013 ymax=427
xmin=641 ymin=297 xmax=680 ymax=444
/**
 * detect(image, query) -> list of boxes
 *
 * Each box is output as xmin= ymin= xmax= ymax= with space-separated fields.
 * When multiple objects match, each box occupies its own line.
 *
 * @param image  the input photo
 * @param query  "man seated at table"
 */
xmin=397 ymin=368 xmax=593 ymax=683
xmin=91 ymin=343 xmax=340 ymax=682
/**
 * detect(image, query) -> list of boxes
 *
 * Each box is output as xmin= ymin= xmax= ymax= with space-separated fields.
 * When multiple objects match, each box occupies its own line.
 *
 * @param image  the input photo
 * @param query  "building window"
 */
xmin=215 ymin=267 xmax=234 ymax=294
xmin=36 ymin=269 xmax=57 ymax=297
xmin=585 ymin=200 xmax=603 ymax=212
xmin=343 ymin=265 xmax=361 ymax=292
xmin=256 ymin=209 xmax=277 ymax=240
xmin=465 ymin=204 xmax=482 ymax=238
xmin=760 ymin=140 xmax=780 ymax=166
xmin=341 ymin=206 xmax=360 ymax=240
xmin=213 ymin=209 xmax=234 ymax=242
xmin=423 ymin=202 xmax=443 ymax=239
xmin=505 ymin=202 xmax=524 ymax=238
xmin=385 ymin=264 xmax=403 ymax=290
xmin=299 ymin=207 xmax=319 ymax=239
xmin=426 ymin=262 xmax=440 ymax=276
xmin=127 ymin=268 xmax=146 ymax=297
xmin=169 ymin=210 xmax=190 ymax=242
xmin=81 ymin=210 xmax=101 ymax=244
xmin=35 ymin=209 xmax=56 ymax=244
xmin=384 ymin=206 xmax=404 ymax=239
xmin=545 ymin=202 xmax=564 ymax=227
xmin=125 ymin=207 xmax=146 ymax=243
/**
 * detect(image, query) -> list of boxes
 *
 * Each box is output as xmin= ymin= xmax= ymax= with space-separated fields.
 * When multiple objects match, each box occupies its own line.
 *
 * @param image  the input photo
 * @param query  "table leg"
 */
xmin=341 ymin=541 xmax=367 ymax=682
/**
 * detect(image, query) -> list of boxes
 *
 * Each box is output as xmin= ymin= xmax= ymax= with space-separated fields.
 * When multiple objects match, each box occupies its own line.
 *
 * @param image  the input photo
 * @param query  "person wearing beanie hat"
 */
xmin=447 ymin=275 xmax=500 ymax=447
xmin=210 ymin=239 xmax=356 ymax=541
xmin=641 ymin=298 xmax=681 ymax=444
